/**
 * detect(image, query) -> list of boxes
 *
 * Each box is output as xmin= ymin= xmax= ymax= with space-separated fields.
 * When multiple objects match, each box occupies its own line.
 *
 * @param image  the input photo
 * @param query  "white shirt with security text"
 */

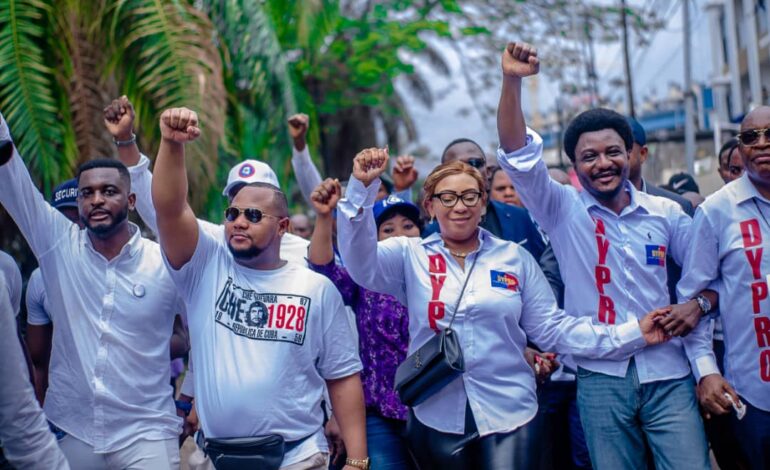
xmin=337 ymin=176 xmax=647 ymax=436
xmin=165 ymin=222 xmax=361 ymax=467
xmin=677 ymin=174 xmax=770 ymax=411
xmin=496 ymin=130 xmax=718 ymax=383
xmin=0 ymin=135 xmax=182 ymax=452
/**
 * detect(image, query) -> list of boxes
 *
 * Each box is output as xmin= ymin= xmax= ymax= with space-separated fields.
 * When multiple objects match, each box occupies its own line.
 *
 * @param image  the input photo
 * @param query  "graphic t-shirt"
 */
xmin=165 ymin=221 xmax=361 ymax=466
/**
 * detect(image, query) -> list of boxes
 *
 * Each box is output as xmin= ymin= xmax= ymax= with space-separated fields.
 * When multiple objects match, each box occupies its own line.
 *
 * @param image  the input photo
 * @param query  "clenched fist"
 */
xmin=160 ymin=108 xmax=200 ymax=144
xmin=353 ymin=148 xmax=389 ymax=187
xmin=502 ymin=42 xmax=540 ymax=78
xmin=104 ymin=95 xmax=135 ymax=141
xmin=310 ymin=178 xmax=342 ymax=217
xmin=392 ymin=155 xmax=418 ymax=191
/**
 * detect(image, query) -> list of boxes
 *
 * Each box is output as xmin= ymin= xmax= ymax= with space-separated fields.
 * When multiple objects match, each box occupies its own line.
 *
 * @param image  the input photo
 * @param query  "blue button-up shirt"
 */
xmin=497 ymin=129 xmax=717 ymax=384
xmin=678 ymin=174 xmax=770 ymax=410
xmin=337 ymin=176 xmax=647 ymax=436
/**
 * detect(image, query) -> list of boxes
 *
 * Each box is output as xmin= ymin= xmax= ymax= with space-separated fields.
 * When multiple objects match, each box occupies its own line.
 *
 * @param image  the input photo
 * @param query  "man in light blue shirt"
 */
xmin=495 ymin=41 xmax=717 ymax=470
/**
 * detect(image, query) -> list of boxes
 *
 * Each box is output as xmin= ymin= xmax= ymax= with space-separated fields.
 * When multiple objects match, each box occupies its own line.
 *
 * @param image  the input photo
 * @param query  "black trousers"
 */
xmin=405 ymin=402 xmax=532 ymax=470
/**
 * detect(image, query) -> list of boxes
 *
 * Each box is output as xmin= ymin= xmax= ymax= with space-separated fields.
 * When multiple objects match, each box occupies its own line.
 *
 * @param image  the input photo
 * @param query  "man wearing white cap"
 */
xmin=103 ymin=96 xmax=309 ymax=263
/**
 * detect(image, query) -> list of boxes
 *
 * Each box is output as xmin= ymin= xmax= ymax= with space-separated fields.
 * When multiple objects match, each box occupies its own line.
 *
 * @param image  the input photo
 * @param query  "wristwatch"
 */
xmin=694 ymin=295 xmax=712 ymax=315
xmin=345 ymin=457 xmax=370 ymax=470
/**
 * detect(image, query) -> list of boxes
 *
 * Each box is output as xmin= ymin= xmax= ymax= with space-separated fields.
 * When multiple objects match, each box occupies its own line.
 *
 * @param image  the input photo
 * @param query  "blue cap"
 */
xmin=626 ymin=117 xmax=646 ymax=146
xmin=373 ymin=195 xmax=420 ymax=228
xmin=51 ymin=178 xmax=78 ymax=209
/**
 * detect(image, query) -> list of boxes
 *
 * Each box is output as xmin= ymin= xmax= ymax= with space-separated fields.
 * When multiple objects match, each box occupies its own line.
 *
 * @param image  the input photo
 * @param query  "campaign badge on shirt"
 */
xmin=645 ymin=245 xmax=666 ymax=267
xmin=490 ymin=270 xmax=519 ymax=292
xmin=214 ymin=277 xmax=310 ymax=345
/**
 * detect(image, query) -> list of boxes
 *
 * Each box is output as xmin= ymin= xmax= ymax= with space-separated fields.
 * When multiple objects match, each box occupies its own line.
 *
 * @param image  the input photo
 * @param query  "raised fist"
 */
xmin=392 ymin=155 xmax=418 ymax=191
xmin=502 ymin=42 xmax=540 ymax=78
xmin=288 ymin=113 xmax=309 ymax=140
xmin=352 ymin=148 xmax=389 ymax=187
xmin=160 ymin=108 xmax=200 ymax=144
xmin=104 ymin=95 xmax=135 ymax=140
xmin=310 ymin=178 xmax=342 ymax=216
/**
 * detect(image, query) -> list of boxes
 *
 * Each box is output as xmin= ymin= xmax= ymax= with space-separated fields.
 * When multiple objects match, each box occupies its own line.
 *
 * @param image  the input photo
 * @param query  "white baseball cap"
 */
xmin=222 ymin=159 xmax=280 ymax=197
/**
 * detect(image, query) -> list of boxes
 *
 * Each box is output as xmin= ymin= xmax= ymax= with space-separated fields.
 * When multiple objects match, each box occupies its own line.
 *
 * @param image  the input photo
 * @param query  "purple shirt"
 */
xmin=310 ymin=261 xmax=409 ymax=421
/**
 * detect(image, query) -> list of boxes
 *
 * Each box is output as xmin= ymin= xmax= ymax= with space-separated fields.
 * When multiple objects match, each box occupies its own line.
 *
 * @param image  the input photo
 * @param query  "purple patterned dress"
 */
xmin=309 ymin=260 xmax=409 ymax=421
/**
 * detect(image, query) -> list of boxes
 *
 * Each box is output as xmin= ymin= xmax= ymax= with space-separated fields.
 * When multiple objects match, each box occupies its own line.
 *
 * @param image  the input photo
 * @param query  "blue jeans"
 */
xmin=576 ymin=361 xmax=709 ymax=470
xmin=367 ymin=413 xmax=416 ymax=470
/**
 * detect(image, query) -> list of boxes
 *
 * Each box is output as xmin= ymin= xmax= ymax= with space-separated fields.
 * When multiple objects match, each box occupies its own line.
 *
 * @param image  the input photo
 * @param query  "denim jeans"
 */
xmin=366 ymin=413 xmax=416 ymax=470
xmin=576 ymin=361 xmax=709 ymax=470
xmin=732 ymin=398 xmax=770 ymax=470
xmin=538 ymin=380 xmax=592 ymax=469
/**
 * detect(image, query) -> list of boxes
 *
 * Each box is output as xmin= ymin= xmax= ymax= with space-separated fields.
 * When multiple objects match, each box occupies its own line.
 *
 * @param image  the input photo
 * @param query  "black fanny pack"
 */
xmin=394 ymin=254 xmax=478 ymax=407
xmin=197 ymin=431 xmax=309 ymax=470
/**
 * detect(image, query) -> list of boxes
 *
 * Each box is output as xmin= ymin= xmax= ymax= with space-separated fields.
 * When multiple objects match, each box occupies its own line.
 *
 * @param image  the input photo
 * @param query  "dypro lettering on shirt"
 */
xmin=594 ymin=218 xmax=616 ymax=324
xmin=427 ymin=254 xmax=447 ymax=332
xmin=740 ymin=219 xmax=770 ymax=382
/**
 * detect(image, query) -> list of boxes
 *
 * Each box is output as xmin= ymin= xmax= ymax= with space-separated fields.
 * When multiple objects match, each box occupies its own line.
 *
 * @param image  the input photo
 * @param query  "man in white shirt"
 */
xmin=495 ymin=42 xmax=716 ymax=469
xmin=0 ymin=272 xmax=70 ymax=470
xmin=103 ymin=96 xmax=310 ymax=264
xmin=677 ymin=106 xmax=770 ymax=469
xmin=0 ymin=114 xmax=183 ymax=469
xmin=149 ymin=107 xmax=368 ymax=470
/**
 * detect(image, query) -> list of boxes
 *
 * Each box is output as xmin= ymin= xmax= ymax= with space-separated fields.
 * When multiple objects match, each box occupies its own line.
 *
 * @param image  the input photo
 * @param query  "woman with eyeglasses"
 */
xmin=336 ymin=148 xmax=672 ymax=469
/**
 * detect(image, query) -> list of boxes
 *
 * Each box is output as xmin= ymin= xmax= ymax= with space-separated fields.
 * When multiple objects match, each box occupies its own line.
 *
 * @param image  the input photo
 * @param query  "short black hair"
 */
xmin=718 ymin=138 xmax=739 ymax=168
xmin=563 ymin=108 xmax=634 ymax=162
xmin=76 ymin=159 xmax=131 ymax=188
xmin=232 ymin=182 xmax=289 ymax=218
xmin=441 ymin=138 xmax=485 ymax=163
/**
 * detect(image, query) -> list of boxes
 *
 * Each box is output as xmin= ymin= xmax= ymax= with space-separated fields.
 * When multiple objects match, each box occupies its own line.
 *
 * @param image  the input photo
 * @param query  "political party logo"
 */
xmin=214 ymin=277 xmax=310 ymax=345
xmin=238 ymin=163 xmax=255 ymax=178
xmin=490 ymin=270 xmax=519 ymax=291
xmin=645 ymin=245 xmax=666 ymax=266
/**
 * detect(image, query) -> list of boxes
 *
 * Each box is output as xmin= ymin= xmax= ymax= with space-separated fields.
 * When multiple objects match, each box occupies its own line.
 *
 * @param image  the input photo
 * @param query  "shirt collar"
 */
xmin=578 ymin=179 xmax=645 ymax=217
xmin=422 ymin=227 xmax=494 ymax=252
xmin=732 ymin=173 xmax=765 ymax=204
xmin=82 ymin=222 xmax=143 ymax=258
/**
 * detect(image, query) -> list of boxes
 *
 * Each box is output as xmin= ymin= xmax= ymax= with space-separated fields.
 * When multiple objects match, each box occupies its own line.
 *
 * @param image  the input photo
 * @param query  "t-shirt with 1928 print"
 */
xmin=164 ymin=220 xmax=361 ymax=467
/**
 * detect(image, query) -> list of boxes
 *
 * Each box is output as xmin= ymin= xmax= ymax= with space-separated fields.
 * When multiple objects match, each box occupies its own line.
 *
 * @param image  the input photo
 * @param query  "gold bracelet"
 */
xmin=345 ymin=457 xmax=370 ymax=470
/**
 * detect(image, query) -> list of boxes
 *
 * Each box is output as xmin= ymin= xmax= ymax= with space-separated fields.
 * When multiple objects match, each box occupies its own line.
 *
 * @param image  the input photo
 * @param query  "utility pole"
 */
xmin=621 ymin=0 xmax=636 ymax=118
xmin=683 ymin=0 xmax=695 ymax=175
xmin=584 ymin=13 xmax=599 ymax=106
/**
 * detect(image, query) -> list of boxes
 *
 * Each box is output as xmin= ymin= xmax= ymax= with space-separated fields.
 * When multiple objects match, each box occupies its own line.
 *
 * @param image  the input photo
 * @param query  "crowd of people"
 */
xmin=0 ymin=41 xmax=768 ymax=470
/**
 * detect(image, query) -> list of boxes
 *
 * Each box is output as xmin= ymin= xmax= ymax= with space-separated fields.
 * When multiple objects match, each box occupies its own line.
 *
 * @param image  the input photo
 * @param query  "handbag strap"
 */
xmin=446 ymin=251 xmax=479 ymax=330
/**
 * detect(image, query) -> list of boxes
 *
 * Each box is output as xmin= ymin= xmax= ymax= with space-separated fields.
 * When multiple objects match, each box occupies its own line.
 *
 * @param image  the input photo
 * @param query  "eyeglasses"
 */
xmin=737 ymin=127 xmax=770 ymax=146
xmin=464 ymin=158 xmax=486 ymax=169
xmin=224 ymin=206 xmax=281 ymax=223
xmin=431 ymin=191 xmax=482 ymax=208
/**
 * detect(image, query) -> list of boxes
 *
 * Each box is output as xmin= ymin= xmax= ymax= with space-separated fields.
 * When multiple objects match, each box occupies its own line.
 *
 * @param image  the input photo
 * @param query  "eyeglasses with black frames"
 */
xmin=431 ymin=191 xmax=483 ymax=208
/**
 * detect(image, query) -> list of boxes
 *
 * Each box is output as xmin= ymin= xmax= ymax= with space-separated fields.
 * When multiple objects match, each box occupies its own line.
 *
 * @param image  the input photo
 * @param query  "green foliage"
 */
xmin=0 ymin=0 xmax=73 ymax=192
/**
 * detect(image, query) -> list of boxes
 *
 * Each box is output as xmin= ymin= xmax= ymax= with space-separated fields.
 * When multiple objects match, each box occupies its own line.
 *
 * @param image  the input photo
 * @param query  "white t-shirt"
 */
xmin=0 ymin=250 xmax=21 ymax=316
xmin=166 ymin=221 xmax=361 ymax=466
xmin=26 ymin=268 xmax=49 ymax=325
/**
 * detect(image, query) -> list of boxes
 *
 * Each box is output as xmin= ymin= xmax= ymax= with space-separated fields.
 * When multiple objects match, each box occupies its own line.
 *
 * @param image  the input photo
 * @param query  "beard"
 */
xmin=81 ymin=205 xmax=129 ymax=237
xmin=227 ymin=242 xmax=264 ymax=259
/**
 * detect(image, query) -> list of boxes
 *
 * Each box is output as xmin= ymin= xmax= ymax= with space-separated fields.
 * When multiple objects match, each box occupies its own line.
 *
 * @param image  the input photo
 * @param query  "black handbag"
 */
xmin=197 ymin=432 xmax=285 ymax=470
xmin=394 ymin=254 xmax=478 ymax=407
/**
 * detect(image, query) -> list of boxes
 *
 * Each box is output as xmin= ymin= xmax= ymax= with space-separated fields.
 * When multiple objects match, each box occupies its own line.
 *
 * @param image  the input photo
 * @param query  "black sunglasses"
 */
xmin=737 ymin=127 xmax=770 ymax=146
xmin=465 ymin=158 xmax=486 ymax=169
xmin=224 ymin=206 xmax=281 ymax=223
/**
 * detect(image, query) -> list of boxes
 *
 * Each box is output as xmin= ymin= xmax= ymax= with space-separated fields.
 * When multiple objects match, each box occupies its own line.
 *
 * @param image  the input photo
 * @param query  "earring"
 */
xmin=429 ymin=215 xmax=435 ymax=225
